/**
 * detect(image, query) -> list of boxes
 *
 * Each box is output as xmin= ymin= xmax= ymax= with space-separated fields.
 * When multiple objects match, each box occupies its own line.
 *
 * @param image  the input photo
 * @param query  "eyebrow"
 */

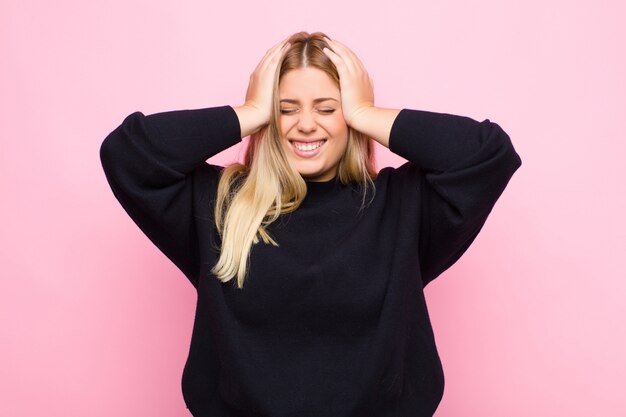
xmin=279 ymin=98 xmax=339 ymax=104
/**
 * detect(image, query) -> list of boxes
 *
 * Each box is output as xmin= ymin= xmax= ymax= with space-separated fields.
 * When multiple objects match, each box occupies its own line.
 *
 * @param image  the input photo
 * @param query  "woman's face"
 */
xmin=278 ymin=67 xmax=349 ymax=182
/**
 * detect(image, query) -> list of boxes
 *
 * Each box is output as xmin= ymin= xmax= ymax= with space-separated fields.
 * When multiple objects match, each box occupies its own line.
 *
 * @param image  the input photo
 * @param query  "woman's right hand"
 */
xmin=234 ymin=38 xmax=291 ymax=138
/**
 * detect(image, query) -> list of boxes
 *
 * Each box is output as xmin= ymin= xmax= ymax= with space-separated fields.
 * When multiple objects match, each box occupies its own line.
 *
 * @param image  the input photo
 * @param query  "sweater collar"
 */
xmin=302 ymin=175 xmax=343 ymax=201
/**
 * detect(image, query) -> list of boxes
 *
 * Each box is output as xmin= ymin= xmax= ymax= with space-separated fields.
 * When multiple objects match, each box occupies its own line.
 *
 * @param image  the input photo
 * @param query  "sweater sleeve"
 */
xmin=388 ymin=108 xmax=522 ymax=288
xmin=99 ymin=105 xmax=242 ymax=288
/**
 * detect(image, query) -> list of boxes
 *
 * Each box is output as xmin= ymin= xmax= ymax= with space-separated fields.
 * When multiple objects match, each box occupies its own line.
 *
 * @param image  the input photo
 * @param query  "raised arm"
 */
xmin=99 ymin=105 xmax=242 ymax=288
xmin=387 ymin=108 xmax=522 ymax=286
xmin=322 ymin=36 xmax=522 ymax=287
xmin=350 ymin=105 xmax=522 ymax=286
xmin=99 ymin=39 xmax=291 ymax=288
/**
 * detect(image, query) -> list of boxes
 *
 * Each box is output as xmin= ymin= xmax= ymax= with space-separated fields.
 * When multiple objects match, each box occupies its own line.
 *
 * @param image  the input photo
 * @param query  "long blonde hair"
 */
xmin=211 ymin=31 xmax=378 ymax=289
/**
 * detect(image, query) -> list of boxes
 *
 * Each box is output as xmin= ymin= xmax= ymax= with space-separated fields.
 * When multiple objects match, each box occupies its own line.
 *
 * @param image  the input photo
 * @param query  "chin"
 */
xmin=297 ymin=169 xmax=323 ymax=178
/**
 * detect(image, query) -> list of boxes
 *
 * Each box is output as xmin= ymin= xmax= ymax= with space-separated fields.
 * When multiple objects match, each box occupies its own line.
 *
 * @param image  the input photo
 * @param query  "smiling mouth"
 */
xmin=289 ymin=139 xmax=327 ymax=151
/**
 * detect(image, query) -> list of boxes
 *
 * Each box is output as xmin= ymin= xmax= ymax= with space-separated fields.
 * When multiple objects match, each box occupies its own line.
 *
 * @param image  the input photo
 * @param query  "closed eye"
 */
xmin=279 ymin=108 xmax=336 ymax=115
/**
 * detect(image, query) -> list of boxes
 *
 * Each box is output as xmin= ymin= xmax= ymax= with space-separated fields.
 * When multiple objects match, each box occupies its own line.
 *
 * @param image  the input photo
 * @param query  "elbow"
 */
xmin=498 ymin=123 xmax=522 ymax=168
xmin=457 ymin=120 xmax=522 ymax=217
xmin=99 ymin=127 xmax=121 ymax=177
xmin=487 ymin=120 xmax=522 ymax=176
xmin=99 ymin=111 xmax=142 ymax=175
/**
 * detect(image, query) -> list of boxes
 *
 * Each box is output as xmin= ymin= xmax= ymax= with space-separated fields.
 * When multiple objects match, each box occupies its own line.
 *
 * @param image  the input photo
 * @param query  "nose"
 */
xmin=297 ymin=110 xmax=317 ymax=133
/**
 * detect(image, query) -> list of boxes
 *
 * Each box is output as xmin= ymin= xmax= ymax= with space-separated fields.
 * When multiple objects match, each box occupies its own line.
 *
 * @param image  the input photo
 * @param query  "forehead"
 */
xmin=279 ymin=67 xmax=339 ymax=100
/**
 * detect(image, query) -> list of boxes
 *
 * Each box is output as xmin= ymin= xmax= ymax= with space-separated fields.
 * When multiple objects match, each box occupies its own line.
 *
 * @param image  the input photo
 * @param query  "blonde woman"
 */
xmin=100 ymin=31 xmax=521 ymax=416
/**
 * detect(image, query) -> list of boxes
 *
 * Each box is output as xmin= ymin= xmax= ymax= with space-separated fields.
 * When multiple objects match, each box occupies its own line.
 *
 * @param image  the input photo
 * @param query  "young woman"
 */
xmin=100 ymin=31 xmax=521 ymax=417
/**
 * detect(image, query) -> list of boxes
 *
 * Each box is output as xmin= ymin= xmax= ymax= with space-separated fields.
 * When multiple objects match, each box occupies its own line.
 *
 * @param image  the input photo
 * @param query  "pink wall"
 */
xmin=2 ymin=0 xmax=625 ymax=416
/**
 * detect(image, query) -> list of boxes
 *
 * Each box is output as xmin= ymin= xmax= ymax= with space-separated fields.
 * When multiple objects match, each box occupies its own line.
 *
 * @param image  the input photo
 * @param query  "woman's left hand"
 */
xmin=322 ymin=37 xmax=375 ymax=127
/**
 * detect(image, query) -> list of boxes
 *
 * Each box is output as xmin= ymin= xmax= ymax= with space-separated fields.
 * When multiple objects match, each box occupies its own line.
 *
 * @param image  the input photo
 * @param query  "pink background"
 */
xmin=2 ymin=0 xmax=625 ymax=415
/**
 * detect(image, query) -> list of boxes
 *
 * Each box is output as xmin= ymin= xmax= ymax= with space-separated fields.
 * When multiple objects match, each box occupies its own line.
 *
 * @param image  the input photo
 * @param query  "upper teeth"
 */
xmin=294 ymin=140 xmax=324 ymax=151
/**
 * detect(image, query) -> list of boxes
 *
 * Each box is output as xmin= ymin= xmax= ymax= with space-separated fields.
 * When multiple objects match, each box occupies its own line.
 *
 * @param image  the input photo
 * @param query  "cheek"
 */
xmin=326 ymin=117 xmax=349 ymax=139
xmin=278 ymin=118 xmax=287 ymax=137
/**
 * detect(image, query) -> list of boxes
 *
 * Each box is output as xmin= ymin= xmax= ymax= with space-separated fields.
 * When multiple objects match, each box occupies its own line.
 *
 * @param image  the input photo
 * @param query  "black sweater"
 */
xmin=99 ymin=105 xmax=521 ymax=416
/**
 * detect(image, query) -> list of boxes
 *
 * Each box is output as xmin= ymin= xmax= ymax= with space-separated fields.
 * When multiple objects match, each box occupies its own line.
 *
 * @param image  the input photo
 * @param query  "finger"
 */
xmin=324 ymin=37 xmax=352 ymax=60
xmin=322 ymin=37 xmax=348 ymax=61
xmin=268 ymin=37 xmax=291 ymax=54
xmin=322 ymin=45 xmax=340 ymax=64
xmin=268 ymin=40 xmax=291 ymax=63
xmin=255 ymin=38 xmax=290 ymax=71
xmin=276 ymin=40 xmax=292 ymax=58
xmin=322 ymin=46 xmax=351 ymax=80
xmin=265 ymin=42 xmax=291 ymax=75
xmin=323 ymin=37 xmax=359 ymax=74
xmin=323 ymin=38 xmax=349 ymax=62
xmin=322 ymin=42 xmax=351 ymax=72
xmin=325 ymin=37 xmax=369 ymax=75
